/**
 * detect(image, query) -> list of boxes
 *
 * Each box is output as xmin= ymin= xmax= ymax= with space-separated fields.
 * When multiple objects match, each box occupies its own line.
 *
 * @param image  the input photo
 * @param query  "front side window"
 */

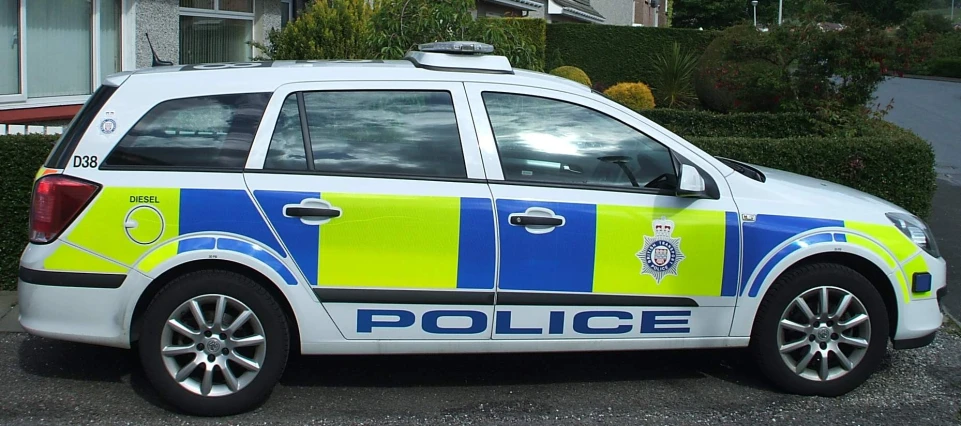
xmin=301 ymin=90 xmax=467 ymax=179
xmin=482 ymin=92 xmax=677 ymax=191
xmin=179 ymin=0 xmax=254 ymax=64
xmin=104 ymin=93 xmax=271 ymax=169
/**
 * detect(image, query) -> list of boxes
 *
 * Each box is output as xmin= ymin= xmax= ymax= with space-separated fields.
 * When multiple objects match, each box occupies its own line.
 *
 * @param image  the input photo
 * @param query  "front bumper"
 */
xmin=17 ymin=268 xmax=144 ymax=349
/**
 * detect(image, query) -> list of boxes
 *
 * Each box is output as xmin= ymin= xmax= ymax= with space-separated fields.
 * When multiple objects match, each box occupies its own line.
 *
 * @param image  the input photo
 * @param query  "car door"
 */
xmin=243 ymin=81 xmax=497 ymax=340
xmin=464 ymin=82 xmax=741 ymax=341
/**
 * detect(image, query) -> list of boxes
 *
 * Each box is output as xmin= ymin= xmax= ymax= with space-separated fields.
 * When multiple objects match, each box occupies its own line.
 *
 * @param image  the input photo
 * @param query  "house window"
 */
xmin=0 ymin=0 xmax=122 ymax=103
xmin=281 ymin=0 xmax=292 ymax=27
xmin=179 ymin=0 xmax=255 ymax=65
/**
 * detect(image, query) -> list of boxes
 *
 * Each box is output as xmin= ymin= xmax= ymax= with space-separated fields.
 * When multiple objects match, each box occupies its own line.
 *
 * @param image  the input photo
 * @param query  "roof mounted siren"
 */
xmin=404 ymin=41 xmax=513 ymax=74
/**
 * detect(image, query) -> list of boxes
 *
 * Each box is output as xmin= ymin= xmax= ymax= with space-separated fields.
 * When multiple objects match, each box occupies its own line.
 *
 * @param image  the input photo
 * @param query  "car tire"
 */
xmin=138 ymin=269 xmax=290 ymax=416
xmin=750 ymin=262 xmax=889 ymax=396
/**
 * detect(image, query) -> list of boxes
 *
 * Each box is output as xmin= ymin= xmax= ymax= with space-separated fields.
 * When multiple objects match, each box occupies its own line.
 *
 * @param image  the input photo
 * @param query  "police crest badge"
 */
xmin=636 ymin=216 xmax=685 ymax=283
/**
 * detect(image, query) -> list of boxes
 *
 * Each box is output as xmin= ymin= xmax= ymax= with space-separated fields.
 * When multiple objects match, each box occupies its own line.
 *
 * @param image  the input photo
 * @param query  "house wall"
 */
xmin=591 ymin=0 xmax=634 ymax=25
xmin=633 ymin=0 xmax=667 ymax=26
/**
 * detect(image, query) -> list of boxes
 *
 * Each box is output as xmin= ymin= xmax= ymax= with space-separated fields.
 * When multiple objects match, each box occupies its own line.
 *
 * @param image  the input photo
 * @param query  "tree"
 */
xmin=827 ymin=0 xmax=929 ymax=25
xmin=253 ymin=0 xmax=376 ymax=60
xmin=671 ymin=0 xmax=750 ymax=30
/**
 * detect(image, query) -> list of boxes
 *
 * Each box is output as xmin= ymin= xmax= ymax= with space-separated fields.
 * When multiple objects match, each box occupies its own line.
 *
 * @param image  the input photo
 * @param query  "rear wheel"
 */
xmin=751 ymin=263 xmax=889 ymax=396
xmin=139 ymin=270 xmax=289 ymax=416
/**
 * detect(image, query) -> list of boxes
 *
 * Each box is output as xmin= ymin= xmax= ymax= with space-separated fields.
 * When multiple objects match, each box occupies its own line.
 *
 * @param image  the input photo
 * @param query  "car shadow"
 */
xmin=17 ymin=334 xmax=776 ymax=407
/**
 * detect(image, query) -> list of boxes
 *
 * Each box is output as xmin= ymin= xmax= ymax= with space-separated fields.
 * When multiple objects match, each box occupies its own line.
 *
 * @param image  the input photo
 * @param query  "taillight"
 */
xmin=29 ymin=175 xmax=100 ymax=244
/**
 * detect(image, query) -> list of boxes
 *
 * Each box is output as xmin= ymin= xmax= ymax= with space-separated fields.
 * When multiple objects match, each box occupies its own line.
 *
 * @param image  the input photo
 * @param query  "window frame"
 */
xmin=244 ymin=81 xmax=488 ymax=182
xmin=179 ymin=0 xmax=256 ymax=65
xmin=464 ymin=82 xmax=727 ymax=197
xmin=0 ymin=0 xmax=123 ymax=105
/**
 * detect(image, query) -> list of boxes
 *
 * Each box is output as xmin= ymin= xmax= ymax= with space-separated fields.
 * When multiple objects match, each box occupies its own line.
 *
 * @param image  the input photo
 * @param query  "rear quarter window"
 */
xmin=102 ymin=92 xmax=271 ymax=170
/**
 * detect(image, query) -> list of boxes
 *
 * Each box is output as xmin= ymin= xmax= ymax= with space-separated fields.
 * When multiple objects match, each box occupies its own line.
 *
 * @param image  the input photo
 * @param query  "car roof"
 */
xmin=107 ymin=55 xmax=594 ymax=96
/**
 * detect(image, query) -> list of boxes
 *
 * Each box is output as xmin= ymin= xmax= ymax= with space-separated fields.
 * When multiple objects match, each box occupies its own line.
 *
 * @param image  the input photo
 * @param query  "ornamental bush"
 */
xmin=549 ymin=66 xmax=592 ymax=86
xmin=604 ymin=82 xmax=656 ymax=111
xmin=253 ymin=0 xmax=377 ymax=60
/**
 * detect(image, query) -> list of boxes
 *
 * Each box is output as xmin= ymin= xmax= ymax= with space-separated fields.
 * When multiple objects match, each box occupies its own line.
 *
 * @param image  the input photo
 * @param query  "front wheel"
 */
xmin=751 ymin=263 xmax=889 ymax=396
xmin=138 ymin=270 xmax=290 ymax=416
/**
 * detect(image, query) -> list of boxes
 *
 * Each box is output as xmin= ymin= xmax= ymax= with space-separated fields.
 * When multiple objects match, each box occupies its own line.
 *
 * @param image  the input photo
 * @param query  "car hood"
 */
xmin=745 ymin=164 xmax=907 ymax=213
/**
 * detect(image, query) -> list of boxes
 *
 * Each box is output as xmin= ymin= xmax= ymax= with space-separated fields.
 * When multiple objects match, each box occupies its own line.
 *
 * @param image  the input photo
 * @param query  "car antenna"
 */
xmin=146 ymin=33 xmax=173 ymax=67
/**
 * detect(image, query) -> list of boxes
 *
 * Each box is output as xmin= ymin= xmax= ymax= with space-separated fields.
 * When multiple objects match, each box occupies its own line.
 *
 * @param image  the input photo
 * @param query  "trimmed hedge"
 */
xmin=546 ymin=24 xmax=718 ymax=90
xmin=690 ymin=131 xmax=937 ymax=218
xmin=640 ymin=109 xmax=826 ymax=138
xmin=485 ymin=17 xmax=547 ymax=72
xmin=1 ymin=134 xmax=57 ymax=290
xmin=925 ymin=58 xmax=961 ymax=79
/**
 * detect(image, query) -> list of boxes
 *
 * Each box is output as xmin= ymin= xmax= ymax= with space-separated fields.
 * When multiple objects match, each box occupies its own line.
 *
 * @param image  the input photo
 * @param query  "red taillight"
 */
xmin=29 ymin=175 xmax=100 ymax=244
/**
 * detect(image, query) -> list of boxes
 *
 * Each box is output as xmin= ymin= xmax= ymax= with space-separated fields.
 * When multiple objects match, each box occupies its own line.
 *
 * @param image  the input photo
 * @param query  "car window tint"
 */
xmin=264 ymin=94 xmax=308 ymax=171
xmin=302 ymin=90 xmax=467 ymax=179
xmin=103 ymin=92 xmax=271 ymax=169
xmin=482 ymin=92 xmax=676 ymax=190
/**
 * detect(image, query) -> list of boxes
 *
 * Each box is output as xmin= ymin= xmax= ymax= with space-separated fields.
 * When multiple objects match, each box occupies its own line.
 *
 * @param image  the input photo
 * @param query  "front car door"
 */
xmin=243 ymin=81 xmax=497 ymax=341
xmin=465 ymin=83 xmax=741 ymax=343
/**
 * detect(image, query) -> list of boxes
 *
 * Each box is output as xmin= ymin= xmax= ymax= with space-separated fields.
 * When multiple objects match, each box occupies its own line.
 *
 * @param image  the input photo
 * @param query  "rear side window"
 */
xmin=103 ymin=92 xmax=271 ymax=170
xmin=301 ymin=90 xmax=466 ymax=179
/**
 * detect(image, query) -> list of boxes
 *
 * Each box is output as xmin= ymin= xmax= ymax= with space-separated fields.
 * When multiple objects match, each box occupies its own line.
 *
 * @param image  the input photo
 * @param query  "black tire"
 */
xmin=138 ymin=269 xmax=290 ymax=416
xmin=750 ymin=262 xmax=889 ymax=396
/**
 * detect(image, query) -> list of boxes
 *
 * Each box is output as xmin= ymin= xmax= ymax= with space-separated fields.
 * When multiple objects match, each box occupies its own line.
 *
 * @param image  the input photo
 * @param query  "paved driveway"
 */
xmin=875 ymin=77 xmax=961 ymax=321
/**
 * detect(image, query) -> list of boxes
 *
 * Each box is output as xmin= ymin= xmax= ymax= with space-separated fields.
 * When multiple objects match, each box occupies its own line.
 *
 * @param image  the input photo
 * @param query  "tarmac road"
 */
xmin=0 ymin=324 xmax=959 ymax=425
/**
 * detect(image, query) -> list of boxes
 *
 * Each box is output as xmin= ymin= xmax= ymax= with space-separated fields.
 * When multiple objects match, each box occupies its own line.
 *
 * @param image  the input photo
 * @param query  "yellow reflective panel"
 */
xmin=846 ymin=221 xmax=919 ymax=262
xmin=66 ymin=188 xmax=181 ymax=266
xmin=43 ymin=244 xmax=128 ymax=274
xmin=136 ymin=242 xmax=180 ymax=274
xmin=318 ymin=194 xmax=461 ymax=289
xmin=593 ymin=205 xmax=726 ymax=296
xmin=845 ymin=234 xmax=898 ymax=269
xmin=902 ymin=255 xmax=932 ymax=299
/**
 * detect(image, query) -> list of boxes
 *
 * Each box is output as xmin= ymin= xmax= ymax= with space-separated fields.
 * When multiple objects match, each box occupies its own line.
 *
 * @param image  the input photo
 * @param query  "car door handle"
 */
xmin=510 ymin=215 xmax=563 ymax=227
xmin=284 ymin=206 xmax=341 ymax=218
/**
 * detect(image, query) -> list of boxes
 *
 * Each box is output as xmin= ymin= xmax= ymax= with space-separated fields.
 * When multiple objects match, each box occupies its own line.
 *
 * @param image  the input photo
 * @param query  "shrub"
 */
xmin=650 ymin=42 xmax=698 ymax=108
xmin=641 ymin=109 xmax=825 ymax=138
xmin=550 ymin=66 xmax=592 ymax=86
xmin=693 ymin=25 xmax=787 ymax=113
xmin=545 ymin=24 xmax=717 ymax=89
xmin=480 ymin=17 xmax=547 ymax=71
xmin=253 ymin=0 xmax=376 ymax=60
xmin=925 ymin=57 xmax=961 ymax=78
xmin=689 ymin=130 xmax=936 ymax=218
xmin=371 ymin=0 xmax=544 ymax=71
xmin=0 ymin=134 xmax=57 ymax=291
xmin=604 ymin=82 xmax=656 ymax=111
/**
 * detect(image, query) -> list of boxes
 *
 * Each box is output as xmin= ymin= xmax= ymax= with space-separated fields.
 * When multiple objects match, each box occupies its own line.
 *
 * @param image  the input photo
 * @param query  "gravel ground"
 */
xmin=0 ymin=320 xmax=959 ymax=425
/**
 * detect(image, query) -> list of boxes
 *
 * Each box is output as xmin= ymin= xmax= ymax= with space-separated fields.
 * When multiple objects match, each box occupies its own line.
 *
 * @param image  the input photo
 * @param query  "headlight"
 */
xmin=886 ymin=212 xmax=940 ymax=258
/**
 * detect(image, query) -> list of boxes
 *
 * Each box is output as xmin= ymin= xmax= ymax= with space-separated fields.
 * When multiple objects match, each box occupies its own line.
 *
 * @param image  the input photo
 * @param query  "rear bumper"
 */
xmin=17 ymin=267 xmax=139 ymax=349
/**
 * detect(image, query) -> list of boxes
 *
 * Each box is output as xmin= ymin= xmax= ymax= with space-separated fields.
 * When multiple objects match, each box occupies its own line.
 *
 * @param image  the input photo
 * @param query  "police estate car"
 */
xmin=19 ymin=41 xmax=946 ymax=416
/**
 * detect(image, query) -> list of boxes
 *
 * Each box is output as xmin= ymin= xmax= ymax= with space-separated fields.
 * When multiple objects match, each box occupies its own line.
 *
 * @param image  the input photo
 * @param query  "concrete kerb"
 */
xmin=898 ymin=74 xmax=961 ymax=84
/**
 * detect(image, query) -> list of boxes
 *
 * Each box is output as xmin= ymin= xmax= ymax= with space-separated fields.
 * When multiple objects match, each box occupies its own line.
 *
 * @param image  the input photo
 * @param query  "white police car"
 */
xmin=19 ymin=41 xmax=946 ymax=416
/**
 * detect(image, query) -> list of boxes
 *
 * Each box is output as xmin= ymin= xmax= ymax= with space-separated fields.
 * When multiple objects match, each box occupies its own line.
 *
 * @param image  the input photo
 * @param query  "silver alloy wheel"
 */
xmin=160 ymin=294 xmax=267 ymax=397
xmin=777 ymin=286 xmax=871 ymax=382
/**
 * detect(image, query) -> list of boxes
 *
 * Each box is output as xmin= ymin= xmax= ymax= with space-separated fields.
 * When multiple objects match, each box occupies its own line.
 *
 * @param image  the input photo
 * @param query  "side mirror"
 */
xmin=677 ymin=164 xmax=707 ymax=198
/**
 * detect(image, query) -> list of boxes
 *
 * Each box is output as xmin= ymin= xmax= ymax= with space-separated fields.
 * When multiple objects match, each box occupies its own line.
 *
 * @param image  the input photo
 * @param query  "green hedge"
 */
xmin=1 ymin=134 xmax=57 ymax=290
xmin=924 ymin=58 xmax=961 ymax=79
xmin=483 ymin=17 xmax=547 ymax=71
xmin=689 ymin=132 xmax=937 ymax=218
xmin=640 ymin=109 xmax=826 ymax=138
xmin=546 ymin=24 xmax=717 ymax=89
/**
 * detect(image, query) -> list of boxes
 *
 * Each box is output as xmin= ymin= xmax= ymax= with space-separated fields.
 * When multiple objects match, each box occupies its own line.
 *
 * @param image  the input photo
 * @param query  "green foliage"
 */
xmin=603 ymin=82 xmax=656 ymax=111
xmin=925 ymin=58 xmax=961 ymax=78
xmin=252 ymin=0 xmax=376 ymax=60
xmin=371 ymin=0 xmax=543 ymax=71
xmin=641 ymin=109 xmax=825 ymax=138
xmin=650 ymin=42 xmax=698 ymax=108
xmin=694 ymin=8 xmax=893 ymax=114
xmin=550 ymin=66 xmax=592 ymax=86
xmin=0 ymin=134 xmax=57 ymax=290
xmin=689 ymin=129 xmax=937 ymax=218
xmin=671 ymin=0 xmax=750 ymax=30
xmin=480 ymin=17 xmax=547 ymax=71
xmin=545 ymin=24 xmax=717 ymax=90
xmin=829 ymin=0 xmax=930 ymax=25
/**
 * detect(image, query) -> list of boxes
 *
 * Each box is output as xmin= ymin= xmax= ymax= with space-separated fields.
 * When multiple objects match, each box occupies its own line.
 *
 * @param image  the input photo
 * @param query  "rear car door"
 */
xmin=243 ymin=81 xmax=498 ymax=340
xmin=464 ymin=83 xmax=741 ymax=341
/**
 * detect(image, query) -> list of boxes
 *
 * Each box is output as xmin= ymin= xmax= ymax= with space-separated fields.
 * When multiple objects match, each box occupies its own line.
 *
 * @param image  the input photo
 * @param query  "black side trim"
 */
xmin=938 ymin=286 xmax=948 ymax=305
xmin=496 ymin=292 xmax=699 ymax=307
xmin=893 ymin=330 xmax=938 ymax=350
xmin=19 ymin=267 xmax=126 ymax=289
xmin=313 ymin=288 xmax=495 ymax=305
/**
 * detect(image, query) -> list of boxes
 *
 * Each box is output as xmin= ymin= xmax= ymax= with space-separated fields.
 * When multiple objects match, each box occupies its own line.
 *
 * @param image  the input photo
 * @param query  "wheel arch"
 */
xmin=128 ymin=258 xmax=303 ymax=354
